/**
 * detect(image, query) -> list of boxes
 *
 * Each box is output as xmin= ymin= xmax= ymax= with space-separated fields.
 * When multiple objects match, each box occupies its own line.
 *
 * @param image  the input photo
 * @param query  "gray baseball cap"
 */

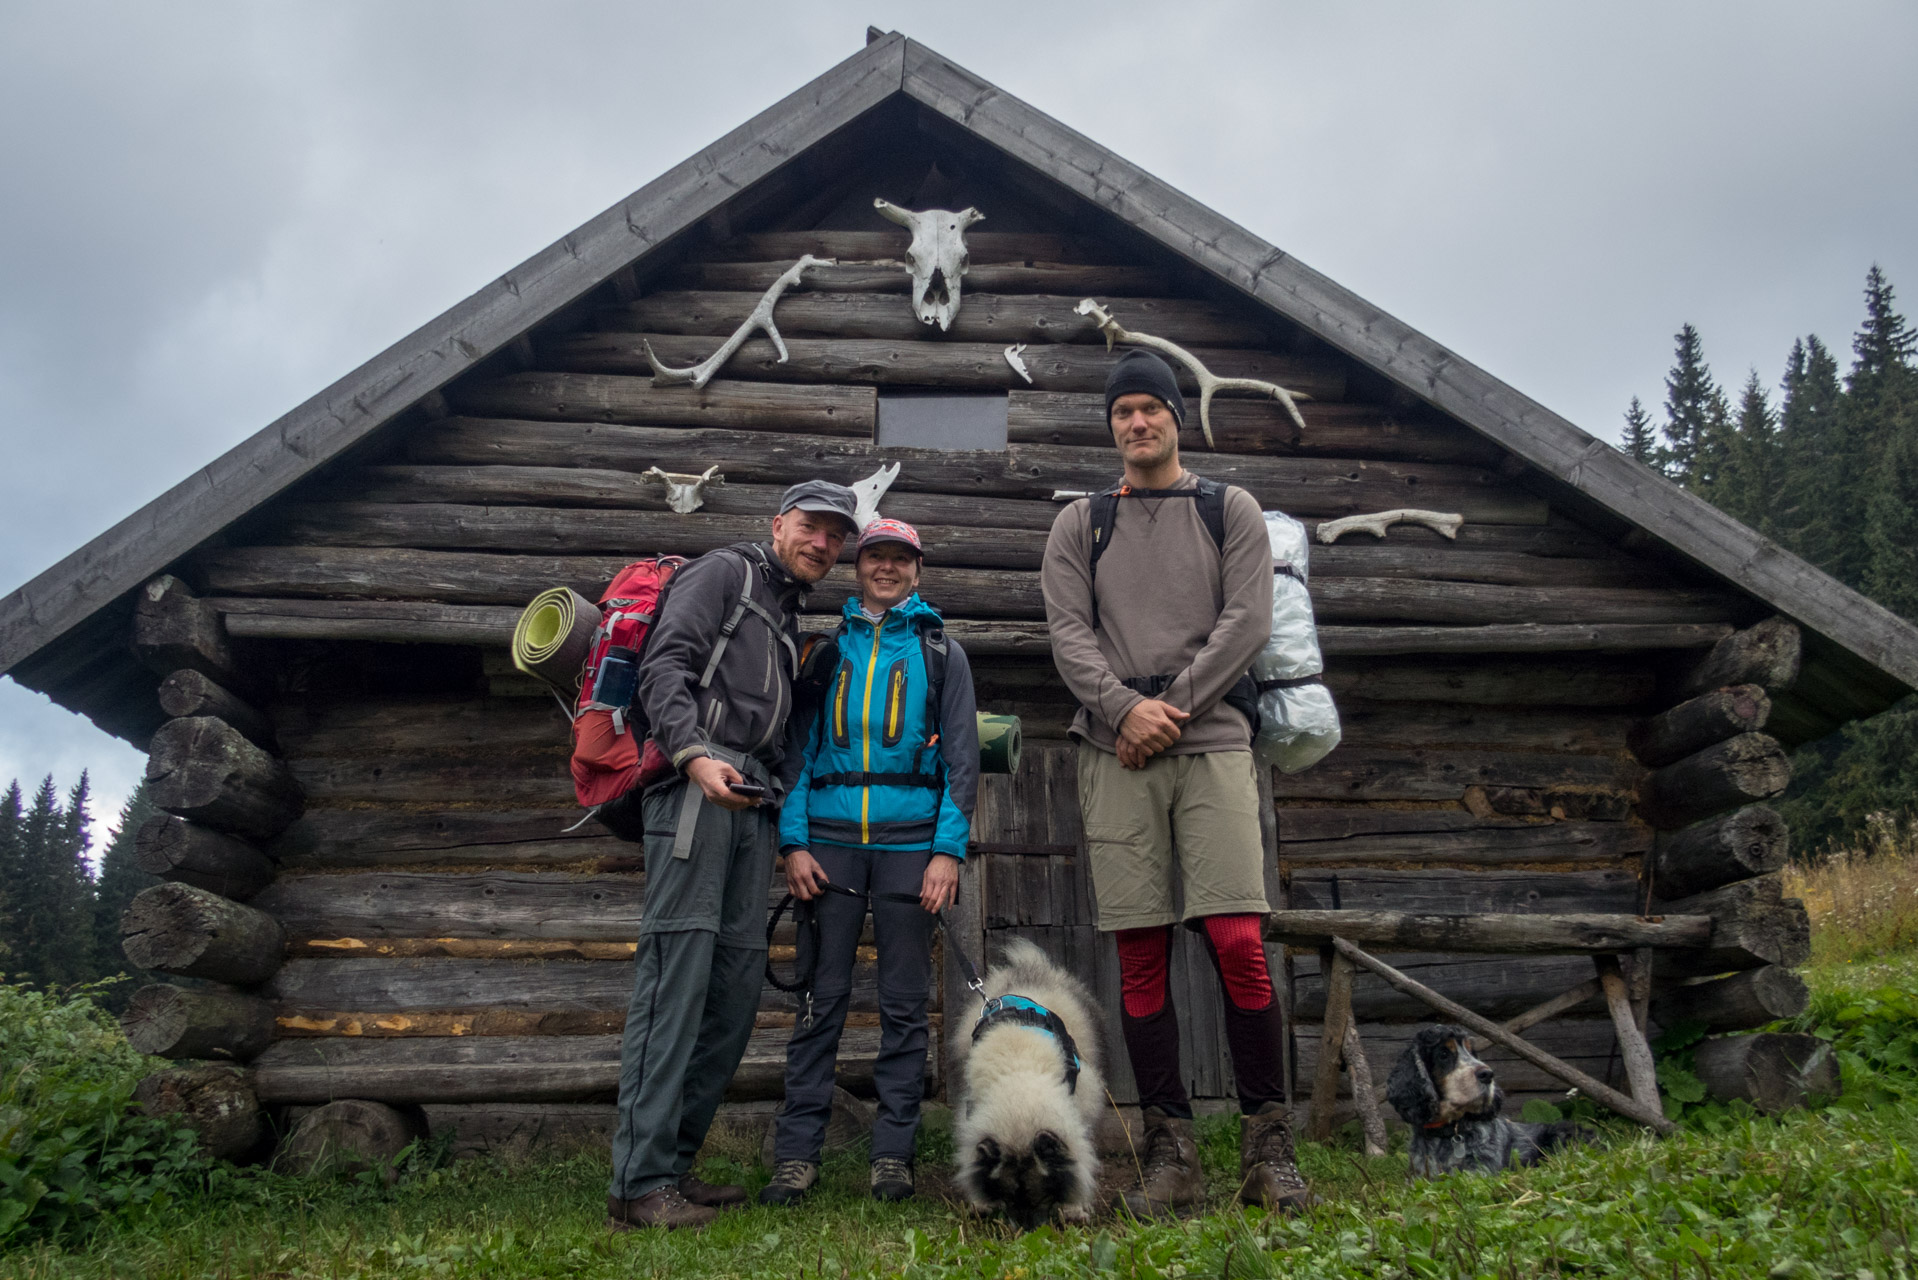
xmin=777 ymin=479 xmax=859 ymax=532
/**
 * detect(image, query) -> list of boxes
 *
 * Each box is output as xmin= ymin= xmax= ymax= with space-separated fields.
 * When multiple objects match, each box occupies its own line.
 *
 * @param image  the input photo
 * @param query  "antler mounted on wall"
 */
xmin=643 ymin=255 xmax=832 ymax=389
xmin=1075 ymin=299 xmax=1310 ymax=450
xmin=874 ymin=199 xmax=984 ymax=331
xmin=1316 ymin=509 xmax=1465 ymax=544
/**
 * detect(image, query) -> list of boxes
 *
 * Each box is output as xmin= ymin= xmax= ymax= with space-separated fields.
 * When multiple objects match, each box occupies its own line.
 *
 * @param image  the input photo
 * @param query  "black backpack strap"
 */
xmin=1085 ymin=484 xmax=1125 ymax=631
xmin=911 ymin=615 xmax=949 ymax=776
xmin=1193 ymin=476 xmax=1228 ymax=553
xmin=1086 ymin=477 xmax=1231 ymax=631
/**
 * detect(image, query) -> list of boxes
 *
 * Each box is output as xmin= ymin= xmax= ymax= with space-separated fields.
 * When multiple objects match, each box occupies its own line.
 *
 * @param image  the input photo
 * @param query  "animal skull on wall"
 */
xmin=641 ymin=465 xmax=722 ymax=514
xmin=874 ymin=198 xmax=984 ymax=331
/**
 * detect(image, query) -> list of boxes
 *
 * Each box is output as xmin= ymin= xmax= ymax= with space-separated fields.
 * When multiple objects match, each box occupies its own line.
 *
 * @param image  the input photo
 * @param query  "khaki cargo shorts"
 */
xmin=1076 ymin=745 xmax=1270 ymax=931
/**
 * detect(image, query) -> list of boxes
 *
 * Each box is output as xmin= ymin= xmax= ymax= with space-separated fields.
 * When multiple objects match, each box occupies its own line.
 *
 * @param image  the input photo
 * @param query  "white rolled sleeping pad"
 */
xmin=1252 ymin=511 xmax=1341 ymax=773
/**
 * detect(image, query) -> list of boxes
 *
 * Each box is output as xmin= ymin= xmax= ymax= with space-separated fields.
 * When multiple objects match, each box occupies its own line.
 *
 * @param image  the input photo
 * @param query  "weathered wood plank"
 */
xmin=1277 ymin=819 xmax=1650 ymax=867
xmin=1269 ymin=910 xmax=1706 ymax=953
xmin=448 ymin=374 xmax=873 ymax=435
xmin=541 ymin=332 xmax=1349 ymax=401
xmin=405 ymin=419 xmax=1540 ymax=520
xmin=665 ymin=259 xmax=1172 ymax=296
xmin=1268 ymin=747 xmax=1639 ymax=802
xmin=1284 ymin=867 xmax=1642 ymax=915
xmin=253 ymin=872 xmax=645 ymax=941
xmin=605 ymin=291 xmax=1270 ymax=348
xmin=267 ymin=808 xmax=623 ymax=870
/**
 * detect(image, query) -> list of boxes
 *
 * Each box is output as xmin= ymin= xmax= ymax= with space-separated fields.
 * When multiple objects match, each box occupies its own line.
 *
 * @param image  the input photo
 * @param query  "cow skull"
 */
xmin=641 ymin=465 xmax=722 ymax=514
xmin=848 ymin=462 xmax=900 ymax=531
xmin=874 ymin=198 xmax=984 ymax=331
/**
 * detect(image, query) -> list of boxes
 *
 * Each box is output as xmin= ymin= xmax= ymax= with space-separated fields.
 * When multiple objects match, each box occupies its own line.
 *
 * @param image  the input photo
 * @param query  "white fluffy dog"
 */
xmin=953 ymin=937 xmax=1108 ymax=1229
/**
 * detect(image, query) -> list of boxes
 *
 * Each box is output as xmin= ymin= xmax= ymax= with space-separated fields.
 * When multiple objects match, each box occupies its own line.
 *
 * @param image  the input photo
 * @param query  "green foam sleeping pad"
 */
xmin=977 ymin=712 xmax=1022 ymax=775
xmin=511 ymin=587 xmax=600 ymax=692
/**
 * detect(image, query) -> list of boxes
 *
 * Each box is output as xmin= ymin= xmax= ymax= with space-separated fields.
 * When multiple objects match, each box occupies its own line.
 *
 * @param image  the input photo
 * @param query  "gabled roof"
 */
xmin=6 ymin=31 xmax=1916 ymax=743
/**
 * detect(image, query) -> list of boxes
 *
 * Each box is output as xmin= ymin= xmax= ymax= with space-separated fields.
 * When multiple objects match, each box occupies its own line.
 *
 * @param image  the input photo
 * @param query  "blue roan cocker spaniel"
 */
xmin=1386 ymin=1025 xmax=1592 ymax=1176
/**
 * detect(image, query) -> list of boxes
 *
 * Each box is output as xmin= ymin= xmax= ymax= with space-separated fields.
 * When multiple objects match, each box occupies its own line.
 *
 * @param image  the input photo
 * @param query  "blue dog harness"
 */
xmin=972 ymin=994 xmax=1083 ymax=1094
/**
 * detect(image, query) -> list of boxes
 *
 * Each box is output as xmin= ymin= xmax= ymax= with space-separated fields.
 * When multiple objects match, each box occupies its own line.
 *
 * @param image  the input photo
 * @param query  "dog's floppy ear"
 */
xmin=1387 ymin=1031 xmax=1442 ymax=1126
xmin=1032 ymin=1130 xmax=1067 ymax=1170
xmin=975 ymin=1136 xmax=1003 ymax=1169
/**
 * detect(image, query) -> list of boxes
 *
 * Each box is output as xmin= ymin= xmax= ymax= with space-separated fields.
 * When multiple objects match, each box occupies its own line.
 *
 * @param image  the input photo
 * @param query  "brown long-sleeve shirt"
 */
xmin=1040 ymin=472 xmax=1274 ymax=755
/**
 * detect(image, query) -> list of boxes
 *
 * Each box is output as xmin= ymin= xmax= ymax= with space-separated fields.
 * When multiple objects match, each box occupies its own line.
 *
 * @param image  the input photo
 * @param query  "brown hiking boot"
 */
xmin=678 ymin=1173 xmax=747 ymax=1208
xmin=606 ymin=1186 xmax=717 ymax=1231
xmin=1240 ymin=1103 xmax=1314 ymax=1212
xmin=1117 ymin=1107 xmax=1206 ymax=1219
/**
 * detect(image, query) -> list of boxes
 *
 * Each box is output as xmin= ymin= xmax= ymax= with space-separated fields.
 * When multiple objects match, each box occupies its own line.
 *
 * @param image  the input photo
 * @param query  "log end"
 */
xmin=133 ymin=1064 xmax=262 ymax=1161
xmin=280 ymin=1100 xmax=429 ymax=1182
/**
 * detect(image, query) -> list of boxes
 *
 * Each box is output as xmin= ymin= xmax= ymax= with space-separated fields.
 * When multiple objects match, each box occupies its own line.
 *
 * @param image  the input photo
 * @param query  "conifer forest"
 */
xmin=1619 ymin=266 xmax=1918 ymax=853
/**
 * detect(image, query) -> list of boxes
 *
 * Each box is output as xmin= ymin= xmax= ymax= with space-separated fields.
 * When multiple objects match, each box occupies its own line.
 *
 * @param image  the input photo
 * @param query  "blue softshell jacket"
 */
xmin=778 ymin=593 xmax=979 ymax=859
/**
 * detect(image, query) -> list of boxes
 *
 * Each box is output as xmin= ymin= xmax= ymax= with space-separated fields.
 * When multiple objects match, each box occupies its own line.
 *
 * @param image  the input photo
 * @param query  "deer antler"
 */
xmin=1074 ymin=299 xmax=1309 ymax=449
xmin=644 ymin=255 xmax=832 ymax=389
xmin=1316 ymin=509 xmax=1464 ymax=544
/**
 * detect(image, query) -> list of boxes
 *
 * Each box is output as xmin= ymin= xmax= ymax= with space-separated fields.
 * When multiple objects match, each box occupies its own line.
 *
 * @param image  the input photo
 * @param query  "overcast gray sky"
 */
xmin=3 ymin=1 xmax=1914 ymax=841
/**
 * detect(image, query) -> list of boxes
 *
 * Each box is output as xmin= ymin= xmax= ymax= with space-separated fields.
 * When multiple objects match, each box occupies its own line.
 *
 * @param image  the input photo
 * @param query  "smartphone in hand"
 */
xmin=727 ymin=780 xmax=768 ymax=801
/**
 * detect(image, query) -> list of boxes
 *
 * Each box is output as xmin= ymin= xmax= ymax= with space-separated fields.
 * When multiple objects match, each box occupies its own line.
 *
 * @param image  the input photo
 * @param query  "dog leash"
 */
xmin=765 ymin=881 xmax=985 ymax=1028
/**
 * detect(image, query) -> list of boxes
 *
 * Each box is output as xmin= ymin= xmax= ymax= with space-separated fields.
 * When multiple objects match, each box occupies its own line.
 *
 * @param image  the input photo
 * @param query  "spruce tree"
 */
xmin=1619 ymin=396 xmax=1658 ymax=462
xmin=1865 ymin=421 xmax=1918 ymax=620
xmin=1658 ymin=324 xmax=1726 ymax=488
xmin=1823 ymin=270 xmax=1917 ymax=586
xmin=1776 ymin=336 xmax=1846 ymax=570
xmin=92 ymin=783 xmax=160 ymax=992
xmin=1847 ymin=266 xmax=1917 ymax=437
xmin=0 ymin=782 xmax=21 ymax=968
xmin=1719 ymin=371 xmax=1781 ymax=534
xmin=11 ymin=775 xmax=97 ymax=988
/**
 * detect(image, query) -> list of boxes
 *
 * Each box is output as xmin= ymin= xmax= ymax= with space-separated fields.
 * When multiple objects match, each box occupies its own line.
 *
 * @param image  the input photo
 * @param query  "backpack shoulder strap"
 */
xmin=913 ymin=614 xmax=949 ymax=774
xmin=1192 ymin=475 xmax=1228 ymax=553
xmin=1084 ymin=483 xmax=1126 ymax=631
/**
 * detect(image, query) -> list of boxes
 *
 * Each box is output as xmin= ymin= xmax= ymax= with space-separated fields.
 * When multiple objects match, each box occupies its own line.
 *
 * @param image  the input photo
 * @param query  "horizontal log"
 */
xmin=1675 ymin=616 xmax=1801 ymax=698
xmin=121 ymin=882 xmax=286 ymax=984
xmin=1291 ymin=1017 xmax=1624 ymax=1097
xmin=267 ymin=808 xmax=626 ymax=871
xmin=133 ymin=575 xmax=245 ymax=687
xmin=1651 ymin=805 xmax=1788 ymax=899
xmin=1291 ymin=951 xmax=1604 ymax=1021
xmin=406 ymin=419 xmax=1539 ymax=519
xmin=1636 ymin=732 xmax=1791 ymax=829
xmin=1321 ymin=659 xmax=1655 ymax=707
xmin=542 ymin=332 xmax=1350 ymax=400
xmin=1007 ymin=390 xmax=1502 ymax=464
xmin=158 ymin=669 xmax=277 ymax=751
xmin=448 ymin=374 xmax=874 ymax=435
xmin=285 ymin=938 xmax=636 ymax=961
xmin=249 ymin=1025 xmax=903 ymax=1104
xmin=134 ymin=1065 xmax=260 ymax=1160
xmin=1692 ymin=1033 xmax=1838 ymax=1113
xmin=1269 ymin=910 xmax=1708 ymax=953
xmin=287 ymin=752 xmax=571 ymax=806
xmin=134 ymin=815 xmax=277 ymax=901
xmin=1332 ymin=700 xmax=1634 ymax=754
xmin=272 ymin=694 xmax=569 ymax=759
xmin=277 ymin=1008 xmax=627 ymax=1037
xmin=1653 ymin=873 xmax=1811 ymax=977
xmin=1278 ymin=819 xmax=1650 ymax=867
xmin=1462 ymin=786 xmax=1635 ymax=822
xmin=1269 ymin=747 xmax=1639 ymax=802
xmin=694 ymin=229 xmax=1101 ymax=264
xmin=663 ymin=258 xmax=1173 ymax=296
xmin=605 ymin=291 xmax=1271 ymax=348
xmin=1651 ymin=966 xmax=1809 ymax=1033
xmin=1277 ymin=806 xmax=1541 ymax=842
xmin=1627 ymin=684 xmax=1770 ymax=768
xmin=325 ymin=467 xmax=1068 ymax=530
xmin=121 ymin=983 xmax=275 ymax=1061
xmin=145 ymin=716 xmax=304 ymax=840
xmin=218 ymin=597 xmax=521 ymax=646
xmin=1286 ymin=867 xmax=1642 ymax=916
xmin=252 ymin=872 xmax=645 ymax=941
xmin=1322 ymin=623 xmax=1731 ymax=656
xmin=200 ymin=546 xmax=1739 ymax=628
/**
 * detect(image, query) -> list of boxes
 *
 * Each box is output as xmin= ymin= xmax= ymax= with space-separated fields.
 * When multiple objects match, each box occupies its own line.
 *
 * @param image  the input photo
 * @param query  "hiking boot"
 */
xmin=758 ymin=1158 xmax=819 ymax=1206
xmin=1239 ymin=1102 xmax=1314 ymax=1212
xmin=870 ymin=1156 xmax=914 ymax=1202
xmin=1117 ymin=1107 xmax=1205 ymax=1219
xmin=606 ymin=1186 xmax=717 ymax=1231
xmin=678 ymin=1172 xmax=747 ymax=1208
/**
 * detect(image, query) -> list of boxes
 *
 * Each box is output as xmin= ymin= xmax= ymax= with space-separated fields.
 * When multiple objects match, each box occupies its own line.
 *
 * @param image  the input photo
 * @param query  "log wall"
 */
xmin=143 ymin=207 xmax=1774 ymax=1120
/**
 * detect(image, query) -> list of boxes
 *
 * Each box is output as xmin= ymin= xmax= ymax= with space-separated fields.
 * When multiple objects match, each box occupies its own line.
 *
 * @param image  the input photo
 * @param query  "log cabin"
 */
xmin=5 ymin=32 xmax=1916 ymax=1155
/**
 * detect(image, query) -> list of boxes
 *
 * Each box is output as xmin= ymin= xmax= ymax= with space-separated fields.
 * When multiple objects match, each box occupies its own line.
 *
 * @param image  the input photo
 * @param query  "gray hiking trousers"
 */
xmin=609 ymin=768 xmax=777 ymax=1200
xmin=772 ymin=844 xmax=935 ymax=1164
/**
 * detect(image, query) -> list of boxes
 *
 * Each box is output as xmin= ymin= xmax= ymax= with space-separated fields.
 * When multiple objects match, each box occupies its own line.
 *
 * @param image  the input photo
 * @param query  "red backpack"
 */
xmin=570 ymin=556 xmax=686 ymax=812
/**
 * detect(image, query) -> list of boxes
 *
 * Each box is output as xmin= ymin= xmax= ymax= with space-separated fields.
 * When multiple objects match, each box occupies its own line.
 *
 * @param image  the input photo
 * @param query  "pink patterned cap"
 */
xmin=857 ymin=518 xmax=923 ymax=556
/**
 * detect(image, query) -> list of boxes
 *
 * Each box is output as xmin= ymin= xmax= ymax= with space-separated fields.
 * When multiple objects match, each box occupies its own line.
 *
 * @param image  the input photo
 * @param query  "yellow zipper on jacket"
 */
xmin=859 ymin=611 xmax=886 ymax=843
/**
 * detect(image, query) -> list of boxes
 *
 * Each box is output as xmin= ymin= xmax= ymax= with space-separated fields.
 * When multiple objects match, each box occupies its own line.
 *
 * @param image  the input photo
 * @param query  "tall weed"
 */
xmin=1783 ymin=810 xmax=1918 ymax=964
xmin=0 ymin=978 xmax=208 ymax=1245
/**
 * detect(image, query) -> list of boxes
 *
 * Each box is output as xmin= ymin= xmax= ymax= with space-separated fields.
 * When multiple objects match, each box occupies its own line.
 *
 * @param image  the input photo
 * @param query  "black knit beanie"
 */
xmin=1104 ymin=349 xmax=1186 ymax=426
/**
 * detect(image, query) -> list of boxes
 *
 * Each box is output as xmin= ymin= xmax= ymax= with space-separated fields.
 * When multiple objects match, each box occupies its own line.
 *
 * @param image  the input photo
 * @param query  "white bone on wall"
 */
xmin=1316 ymin=509 xmax=1465 ymax=543
xmin=875 ymin=199 xmax=984 ymax=331
xmin=644 ymin=255 xmax=832 ymax=389
xmin=848 ymin=462 xmax=900 ymax=531
xmin=1075 ymin=298 xmax=1311 ymax=450
xmin=641 ymin=465 xmax=723 ymax=514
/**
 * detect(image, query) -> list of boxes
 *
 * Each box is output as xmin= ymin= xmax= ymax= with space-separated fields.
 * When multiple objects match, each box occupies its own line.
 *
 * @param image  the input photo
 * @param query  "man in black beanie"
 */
xmin=1039 ymin=349 xmax=1312 ymax=1215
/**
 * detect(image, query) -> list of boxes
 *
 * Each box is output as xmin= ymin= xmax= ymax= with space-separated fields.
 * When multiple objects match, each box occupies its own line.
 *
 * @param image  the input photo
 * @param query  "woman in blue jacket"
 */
xmin=761 ymin=518 xmax=979 ymax=1207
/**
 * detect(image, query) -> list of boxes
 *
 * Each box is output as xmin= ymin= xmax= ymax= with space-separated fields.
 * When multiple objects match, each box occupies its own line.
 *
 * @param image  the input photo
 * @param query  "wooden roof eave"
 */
xmin=0 ymin=33 xmax=911 ymax=682
xmin=896 ymin=39 xmax=1918 ymax=698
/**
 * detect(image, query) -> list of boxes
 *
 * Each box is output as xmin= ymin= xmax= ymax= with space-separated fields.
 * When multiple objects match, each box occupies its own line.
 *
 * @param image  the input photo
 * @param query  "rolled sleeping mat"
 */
xmin=512 ymin=588 xmax=601 ymax=691
xmin=977 ymin=712 xmax=1022 ymax=775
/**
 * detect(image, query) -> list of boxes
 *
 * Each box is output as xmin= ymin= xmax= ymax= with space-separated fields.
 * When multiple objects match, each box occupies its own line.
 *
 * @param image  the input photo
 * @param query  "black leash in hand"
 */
xmin=765 ymin=881 xmax=984 ymax=1027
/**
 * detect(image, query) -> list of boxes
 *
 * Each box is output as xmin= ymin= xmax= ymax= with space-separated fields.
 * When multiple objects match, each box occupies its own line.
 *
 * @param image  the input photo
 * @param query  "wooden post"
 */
xmin=1330 ymin=937 xmax=1675 ymax=1134
xmin=1341 ymin=1022 xmax=1388 ymax=1157
xmin=1595 ymin=956 xmax=1659 ymax=1106
xmin=121 ymin=984 xmax=275 ymax=1061
xmin=145 ymin=716 xmax=304 ymax=840
xmin=1308 ymin=945 xmax=1354 ymax=1142
xmin=120 ymin=882 xmax=285 ymax=985
xmin=1501 ymin=978 xmax=1603 ymax=1036
xmin=133 ymin=816 xmax=276 ymax=901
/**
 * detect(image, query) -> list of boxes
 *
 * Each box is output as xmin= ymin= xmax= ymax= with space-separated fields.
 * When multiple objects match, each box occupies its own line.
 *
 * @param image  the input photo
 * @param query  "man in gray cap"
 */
xmin=608 ymin=479 xmax=859 ymax=1231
